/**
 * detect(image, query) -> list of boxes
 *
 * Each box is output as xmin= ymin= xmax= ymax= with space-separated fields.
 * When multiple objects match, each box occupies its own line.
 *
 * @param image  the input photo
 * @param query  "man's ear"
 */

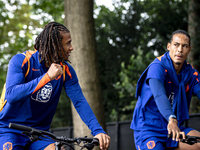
xmin=167 ymin=43 xmax=171 ymax=51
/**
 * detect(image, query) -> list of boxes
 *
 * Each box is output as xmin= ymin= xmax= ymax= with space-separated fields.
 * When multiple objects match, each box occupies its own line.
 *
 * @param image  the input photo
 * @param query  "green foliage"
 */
xmin=95 ymin=1 xmax=149 ymax=122
xmin=113 ymin=48 xmax=152 ymax=121
xmin=189 ymin=96 xmax=200 ymax=114
xmin=0 ymin=1 xmax=10 ymax=87
xmin=0 ymin=0 xmax=41 ymax=92
xmin=142 ymin=0 xmax=188 ymax=55
xmin=33 ymin=0 xmax=64 ymax=23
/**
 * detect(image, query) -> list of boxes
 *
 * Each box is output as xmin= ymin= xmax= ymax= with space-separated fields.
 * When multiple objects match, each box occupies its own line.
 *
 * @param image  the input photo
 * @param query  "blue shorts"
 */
xmin=134 ymin=126 xmax=193 ymax=150
xmin=0 ymin=132 xmax=54 ymax=150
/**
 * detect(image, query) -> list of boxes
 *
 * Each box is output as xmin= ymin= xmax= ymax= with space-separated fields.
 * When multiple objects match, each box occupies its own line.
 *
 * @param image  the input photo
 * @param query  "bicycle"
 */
xmin=9 ymin=123 xmax=99 ymax=150
xmin=168 ymin=134 xmax=200 ymax=145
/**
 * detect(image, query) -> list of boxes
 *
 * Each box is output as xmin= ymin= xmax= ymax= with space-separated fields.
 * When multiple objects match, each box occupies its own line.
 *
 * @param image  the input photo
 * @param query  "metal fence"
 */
xmin=50 ymin=113 xmax=200 ymax=150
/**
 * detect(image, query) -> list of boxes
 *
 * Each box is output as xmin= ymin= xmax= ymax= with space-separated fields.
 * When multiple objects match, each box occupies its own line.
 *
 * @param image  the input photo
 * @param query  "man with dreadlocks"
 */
xmin=0 ymin=22 xmax=110 ymax=150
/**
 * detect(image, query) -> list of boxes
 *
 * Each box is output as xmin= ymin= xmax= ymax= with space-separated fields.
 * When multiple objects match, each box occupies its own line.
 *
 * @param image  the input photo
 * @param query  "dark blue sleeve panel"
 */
xmin=149 ymin=78 xmax=175 ymax=121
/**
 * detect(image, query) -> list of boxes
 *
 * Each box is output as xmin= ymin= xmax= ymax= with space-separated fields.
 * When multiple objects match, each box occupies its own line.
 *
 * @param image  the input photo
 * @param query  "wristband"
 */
xmin=168 ymin=115 xmax=176 ymax=121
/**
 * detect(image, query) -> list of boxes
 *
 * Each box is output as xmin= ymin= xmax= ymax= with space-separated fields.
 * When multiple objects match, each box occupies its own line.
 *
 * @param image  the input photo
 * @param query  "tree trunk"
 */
xmin=188 ymin=0 xmax=195 ymax=64
xmin=64 ymin=1 xmax=105 ymax=149
xmin=188 ymin=0 xmax=200 ymax=114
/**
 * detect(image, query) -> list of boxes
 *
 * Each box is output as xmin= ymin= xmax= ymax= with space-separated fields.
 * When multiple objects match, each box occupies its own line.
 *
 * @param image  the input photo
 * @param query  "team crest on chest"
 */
xmin=3 ymin=142 xmax=12 ymax=150
xmin=31 ymin=83 xmax=52 ymax=103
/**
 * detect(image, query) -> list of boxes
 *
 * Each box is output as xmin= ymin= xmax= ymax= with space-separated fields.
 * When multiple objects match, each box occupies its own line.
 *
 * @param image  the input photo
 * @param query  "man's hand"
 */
xmin=47 ymin=63 xmax=63 ymax=80
xmin=94 ymin=133 xmax=110 ymax=150
xmin=167 ymin=118 xmax=184 ymax=141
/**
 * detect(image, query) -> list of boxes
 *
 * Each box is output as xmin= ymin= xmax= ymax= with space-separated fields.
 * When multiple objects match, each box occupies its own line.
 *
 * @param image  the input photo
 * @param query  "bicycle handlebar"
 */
xmin=168 ymin=133 xmax=200 ymax=145
xmin=9 ymin=123 xmax=99 ymax=149
xmin=9 ymin=123 xmax=57 ymax=139
xmin=9 ymin=122 xmax=32 ymax=132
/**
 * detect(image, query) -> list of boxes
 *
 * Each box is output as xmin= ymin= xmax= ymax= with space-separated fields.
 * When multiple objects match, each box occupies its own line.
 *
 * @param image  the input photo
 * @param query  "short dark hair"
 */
xmin=34 ymin=22 xmax=70 ymax=66
xmin=169 ymin=29 xmax=191 ymax=46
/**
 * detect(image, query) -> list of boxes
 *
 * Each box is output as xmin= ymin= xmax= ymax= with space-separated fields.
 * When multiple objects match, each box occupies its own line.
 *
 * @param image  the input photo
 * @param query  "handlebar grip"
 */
xmin=93 ymin=138 xmax=99 ymax=146
xmin=9 ymin=123 xmax=32 ymax=132
xmin=168 ymin=134 xmax=183 ymax=139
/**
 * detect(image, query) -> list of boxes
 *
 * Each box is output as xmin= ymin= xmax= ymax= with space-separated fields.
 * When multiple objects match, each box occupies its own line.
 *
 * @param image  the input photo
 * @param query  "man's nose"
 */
xmin=70 ymin=45 xmax=74 ymax=50
xmin=178 ymin=45 xmax=183 ymax=52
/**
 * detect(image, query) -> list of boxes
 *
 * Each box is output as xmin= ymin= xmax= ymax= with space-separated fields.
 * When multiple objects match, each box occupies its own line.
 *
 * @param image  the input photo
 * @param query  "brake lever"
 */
xmin=181 ymin=136 xmax=197 ymax=145
xmin=22 ymin=130 xmax=42 ymax=142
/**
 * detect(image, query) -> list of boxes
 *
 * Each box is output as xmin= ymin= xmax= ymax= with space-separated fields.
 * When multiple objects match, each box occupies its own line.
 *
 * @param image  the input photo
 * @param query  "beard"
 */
xmin=175 ymin=62 xmax=181 ymax=65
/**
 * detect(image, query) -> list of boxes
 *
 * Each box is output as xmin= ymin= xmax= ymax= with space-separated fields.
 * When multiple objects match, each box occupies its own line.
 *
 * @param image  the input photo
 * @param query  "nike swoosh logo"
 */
xmin=32 ymin=68 xmax=40 ymax=71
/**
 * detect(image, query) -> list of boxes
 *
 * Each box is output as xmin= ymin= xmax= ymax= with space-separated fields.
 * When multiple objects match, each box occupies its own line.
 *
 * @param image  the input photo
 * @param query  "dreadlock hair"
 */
xmin=34 ymin=22 xmax=70 ymax=67
xmin=169 ymin=29 xmax=191 ymax=46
